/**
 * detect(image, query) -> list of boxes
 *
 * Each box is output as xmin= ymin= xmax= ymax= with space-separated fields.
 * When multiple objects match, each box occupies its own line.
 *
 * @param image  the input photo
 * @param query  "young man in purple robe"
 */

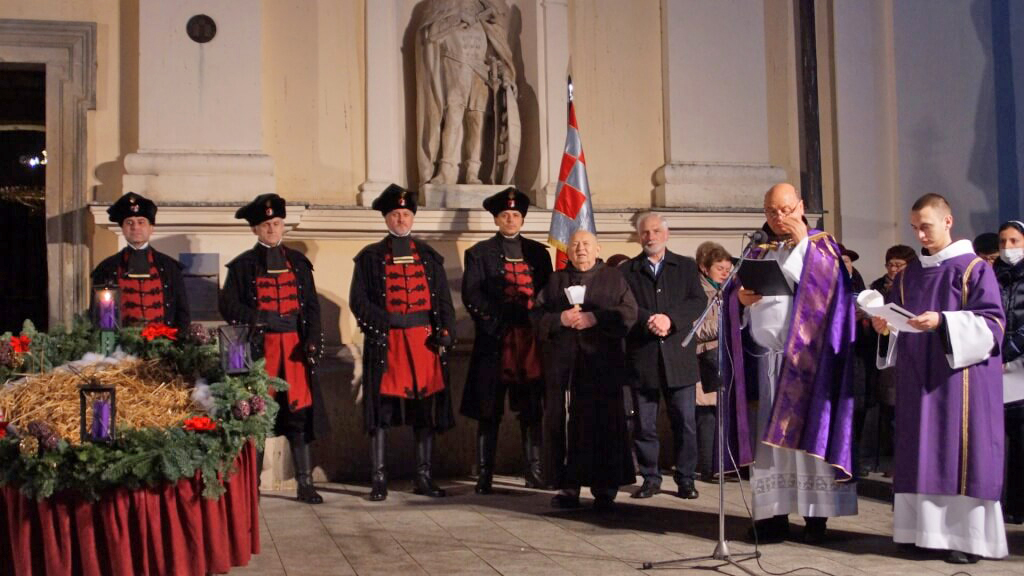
xmin=871 ymin=193 xmax=1007 ymax=564
xmin=722 ymin=183 xmax=858 ymax=544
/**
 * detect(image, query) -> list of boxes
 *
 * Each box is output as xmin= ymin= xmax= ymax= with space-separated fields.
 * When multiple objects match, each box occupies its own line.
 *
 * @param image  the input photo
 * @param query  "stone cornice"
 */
xmin=90 ymin=203 xmax=814 ymax=242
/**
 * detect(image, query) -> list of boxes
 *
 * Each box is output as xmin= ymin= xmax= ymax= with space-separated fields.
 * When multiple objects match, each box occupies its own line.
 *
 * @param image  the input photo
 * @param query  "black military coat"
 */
xmin=219 ymin=244 xmax=324 ymax=401
xmin=459 ymin=234 xmax=552 ymax=421
xmin=91 ymin=247 xmax=191 ymax=333
xmin=622 ymin=250 xmax=707 ymax=390
xmin=350 ymin=236 xmax=457 ymax=433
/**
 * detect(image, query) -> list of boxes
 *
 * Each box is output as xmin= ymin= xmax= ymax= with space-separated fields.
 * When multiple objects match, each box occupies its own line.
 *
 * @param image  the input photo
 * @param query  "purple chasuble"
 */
xmin=721 ymin=230 xmax=857 ymax=480
xmin=888 ymin=253 xmax=1005 ymax=500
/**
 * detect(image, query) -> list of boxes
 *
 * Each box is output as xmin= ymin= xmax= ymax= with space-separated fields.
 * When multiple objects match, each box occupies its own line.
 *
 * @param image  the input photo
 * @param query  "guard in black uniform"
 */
xmin=220 ymin=194 xmax=324 ymax=504
xmin=350 ymin=184 xmax=457 ymax=501
xmin=91 ymin=192 xmax=190 ymax=332
xmin=461 ymin=188 xmax=552 ymax=493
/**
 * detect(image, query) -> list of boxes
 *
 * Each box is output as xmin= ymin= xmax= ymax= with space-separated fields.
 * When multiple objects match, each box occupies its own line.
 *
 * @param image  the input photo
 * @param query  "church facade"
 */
xmin=1 ymin=0 xmax=1021 ymax=478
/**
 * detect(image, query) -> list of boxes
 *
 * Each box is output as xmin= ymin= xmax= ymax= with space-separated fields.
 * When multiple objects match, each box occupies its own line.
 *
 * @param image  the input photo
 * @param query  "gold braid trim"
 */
xmin=958 ymin=257 xmax=982 ymax=494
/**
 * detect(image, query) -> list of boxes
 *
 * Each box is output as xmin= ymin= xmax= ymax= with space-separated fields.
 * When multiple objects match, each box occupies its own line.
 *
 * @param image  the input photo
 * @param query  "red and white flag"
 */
xmin=548 ymin=77 xmax=596 ymax=270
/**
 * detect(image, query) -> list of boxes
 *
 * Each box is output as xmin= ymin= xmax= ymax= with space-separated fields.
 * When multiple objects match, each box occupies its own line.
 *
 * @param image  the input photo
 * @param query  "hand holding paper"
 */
xmin=856 ymin=290 xmax=922 ymax=334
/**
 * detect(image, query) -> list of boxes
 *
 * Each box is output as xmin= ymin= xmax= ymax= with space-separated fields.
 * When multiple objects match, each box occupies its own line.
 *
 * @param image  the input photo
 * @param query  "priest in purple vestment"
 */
xmin=722 ymin=183 xmax=858 ymax=544
xmin=871 ymin=193 xmax=1007 ymax=564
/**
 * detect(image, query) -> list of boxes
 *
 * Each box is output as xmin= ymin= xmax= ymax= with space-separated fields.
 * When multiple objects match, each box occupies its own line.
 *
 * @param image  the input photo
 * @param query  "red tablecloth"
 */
xmin=0 ymin=441 xmax=260 ymax=576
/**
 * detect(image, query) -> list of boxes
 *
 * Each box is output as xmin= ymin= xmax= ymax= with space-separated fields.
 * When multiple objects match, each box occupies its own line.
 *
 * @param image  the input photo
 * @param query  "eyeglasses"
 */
xmin=763 ymin=203 xmax=801 ymax=218
xmin=884 ymin=260 xmax=907 ymax=270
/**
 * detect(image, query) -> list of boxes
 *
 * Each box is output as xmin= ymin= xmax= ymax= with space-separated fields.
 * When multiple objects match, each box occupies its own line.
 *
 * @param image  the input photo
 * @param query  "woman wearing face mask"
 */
xmin=995 ymin=220 xmax=1024 ymax=524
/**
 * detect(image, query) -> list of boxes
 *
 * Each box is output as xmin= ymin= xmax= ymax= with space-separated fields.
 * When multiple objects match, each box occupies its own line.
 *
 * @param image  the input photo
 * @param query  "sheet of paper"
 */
xmin=564 ymin=285 xmax=586 ymax=306
xmin=856 ymin=290 xmax=922 ymax=334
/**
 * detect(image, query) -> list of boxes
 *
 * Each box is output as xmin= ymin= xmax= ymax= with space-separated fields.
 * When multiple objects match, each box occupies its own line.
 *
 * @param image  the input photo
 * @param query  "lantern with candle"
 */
xmin=79 ymin=383 xmax=117 ymax=443
xmin=218 ymin=324 xmax=253 ymax=375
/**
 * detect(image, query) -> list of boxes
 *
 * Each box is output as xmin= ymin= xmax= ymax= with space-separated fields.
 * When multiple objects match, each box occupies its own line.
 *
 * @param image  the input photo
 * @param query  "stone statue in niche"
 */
xmin=415 ymin=0 xmax=520 ymax=187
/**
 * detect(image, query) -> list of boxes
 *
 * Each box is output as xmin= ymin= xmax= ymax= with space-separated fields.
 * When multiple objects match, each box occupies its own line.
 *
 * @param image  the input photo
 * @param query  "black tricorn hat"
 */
xmin=483 ymin=187 xmax=529 ymax=217
xmin=108 ymin=192 xmax=157 ymax=225
xmin=236 ymin=193 xmax=286 ymax=226
xmin=372 ymin=184 xmax=417 ymax=215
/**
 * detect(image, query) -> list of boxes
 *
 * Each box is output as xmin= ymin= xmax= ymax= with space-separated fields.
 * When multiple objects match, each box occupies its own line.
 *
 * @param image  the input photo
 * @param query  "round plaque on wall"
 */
xmin=186 ymin=15 xmax=217 ymax=44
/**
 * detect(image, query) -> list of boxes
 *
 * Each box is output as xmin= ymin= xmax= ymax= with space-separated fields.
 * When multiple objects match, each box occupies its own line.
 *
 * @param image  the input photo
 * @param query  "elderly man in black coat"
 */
xmin=538 ymin=229 xmax=638 ymax=510
xmin=220 ymin=193 xmax=325 ymax=504
xmin=461 ymin=188 xmax=553 ymax=494
xmin=622 ymin=212 xmax=707 ymax=499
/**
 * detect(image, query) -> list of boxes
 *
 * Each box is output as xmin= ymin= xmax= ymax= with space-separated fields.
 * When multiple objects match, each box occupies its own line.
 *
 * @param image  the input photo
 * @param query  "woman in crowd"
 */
xmin=867 ymin=244 xmax=916 ymax=476
xmin=995 ymin=220 xmax=1024 ymax=525
xmin=693 ymin=241 xmax=733 ymax=482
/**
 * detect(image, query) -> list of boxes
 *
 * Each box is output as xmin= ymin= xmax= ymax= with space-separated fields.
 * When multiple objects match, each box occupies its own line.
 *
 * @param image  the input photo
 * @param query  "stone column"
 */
xmin=358 ymin=0 xmax=403 ymax=206
xmin=654 ymin=0 xmax=785 ymax=209
xmin=535 ymin=0 xmax=571 ymax=209
xmin=123 ymin=0 xmax=274 ymax=202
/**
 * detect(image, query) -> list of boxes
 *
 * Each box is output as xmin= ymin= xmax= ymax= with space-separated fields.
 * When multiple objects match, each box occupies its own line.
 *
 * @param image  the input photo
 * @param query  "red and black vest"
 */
xmin=117 ymin=251 xmax=166 ymax=326
xmin=256 ymin=266 xmax=312 ymax=411
xmin=500 ymin=259 xmax=542 ymax=385
xmin=380 ymin=244 xmax=445 ymax=399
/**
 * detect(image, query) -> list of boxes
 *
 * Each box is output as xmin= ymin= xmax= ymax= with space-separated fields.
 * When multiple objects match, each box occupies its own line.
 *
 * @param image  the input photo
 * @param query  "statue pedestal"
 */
xmin=422 ymin=184 xmax=509 ymax=209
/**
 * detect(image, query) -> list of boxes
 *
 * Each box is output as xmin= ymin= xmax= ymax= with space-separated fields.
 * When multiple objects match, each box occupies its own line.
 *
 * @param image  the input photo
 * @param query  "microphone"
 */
xmin=748 ymin=229 xmax=768 ymax=244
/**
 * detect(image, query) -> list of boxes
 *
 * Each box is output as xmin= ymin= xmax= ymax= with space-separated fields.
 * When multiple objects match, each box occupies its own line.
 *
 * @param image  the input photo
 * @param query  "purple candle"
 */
xmin=98 ymin=292 xmax=116 ymax=330
xmin=228 ymin=342 xmax=246 ymax=371
xmin=91 ymin=399 xmax=111 ymax=440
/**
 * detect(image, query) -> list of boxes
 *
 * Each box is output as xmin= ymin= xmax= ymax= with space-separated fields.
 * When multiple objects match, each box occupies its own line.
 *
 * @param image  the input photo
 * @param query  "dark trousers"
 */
xmin=1006 ymin=401 xmax=1024 ymax=518
xmin=634 ymin=384 xmax=697 ymax=485
xmin=695 ymin=405 xmax=716 ymax=478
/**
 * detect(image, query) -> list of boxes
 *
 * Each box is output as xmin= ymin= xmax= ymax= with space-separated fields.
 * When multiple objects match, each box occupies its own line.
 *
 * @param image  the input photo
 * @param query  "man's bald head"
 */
xmin=568 ymin=229 xmax=600 ymax=271
xmin=763 ymin=183 xmax=804 ymax=237
xmin=765 ymin=182 xmax=800 ymax=207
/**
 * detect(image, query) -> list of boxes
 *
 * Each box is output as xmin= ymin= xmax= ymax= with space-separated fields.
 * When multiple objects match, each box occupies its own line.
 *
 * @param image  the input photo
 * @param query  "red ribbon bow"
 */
xmin=141 ymin=324 xmax=178 ymax=341
xmin=183 ymin=416 xmax=217 ymax=432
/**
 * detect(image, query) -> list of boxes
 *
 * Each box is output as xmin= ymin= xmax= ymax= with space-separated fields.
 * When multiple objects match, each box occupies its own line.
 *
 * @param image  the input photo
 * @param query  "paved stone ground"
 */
xmin=234 ymin=472 xmax=1024 ymax=576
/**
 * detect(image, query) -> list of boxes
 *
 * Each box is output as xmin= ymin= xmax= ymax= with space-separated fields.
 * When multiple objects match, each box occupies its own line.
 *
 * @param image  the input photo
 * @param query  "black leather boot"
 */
xmin=290 ymin=438 xmax=323 ymax=504
xmin=475 ymin=422 xmax=498 ymax=494
xmin=521 ymin=422 xmax=543 ymax=488
xmin=413 ymin=428 xmax=446 ymax=497
xmin=370 ymin=428 xmax=388 ymax=501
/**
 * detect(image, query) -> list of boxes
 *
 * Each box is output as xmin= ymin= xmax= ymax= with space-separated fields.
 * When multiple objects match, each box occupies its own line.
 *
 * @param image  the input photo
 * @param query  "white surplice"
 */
xmin=743 ymin=238 xmax=857 ymax=521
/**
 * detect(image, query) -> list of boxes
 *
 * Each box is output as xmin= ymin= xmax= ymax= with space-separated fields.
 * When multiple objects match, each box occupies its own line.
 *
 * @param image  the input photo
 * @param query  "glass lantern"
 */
xmin=218 ymin=324 xmax=253 ymax=375
xmin=79 ymin=383 xmax=117 ymax=443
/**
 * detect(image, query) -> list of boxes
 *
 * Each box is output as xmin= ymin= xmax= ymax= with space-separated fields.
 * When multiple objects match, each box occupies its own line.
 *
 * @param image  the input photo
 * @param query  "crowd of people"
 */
xmin=91 ymin=183 xmax=1021 ymax=566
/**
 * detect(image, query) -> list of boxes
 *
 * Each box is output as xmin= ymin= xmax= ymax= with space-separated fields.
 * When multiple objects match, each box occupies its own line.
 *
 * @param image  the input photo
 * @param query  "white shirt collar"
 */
xmin=919 ymin=239 xmax=975 ymax=268
xmin=257 ymin=240 xmax=282 ymax=249
xmin=127 ymin=242 xmax=149 ymax=251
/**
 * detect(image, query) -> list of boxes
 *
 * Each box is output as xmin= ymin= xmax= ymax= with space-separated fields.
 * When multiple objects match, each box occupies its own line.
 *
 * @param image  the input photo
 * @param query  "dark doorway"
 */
xmin=0 ymin=64 xmax=47 ymax=334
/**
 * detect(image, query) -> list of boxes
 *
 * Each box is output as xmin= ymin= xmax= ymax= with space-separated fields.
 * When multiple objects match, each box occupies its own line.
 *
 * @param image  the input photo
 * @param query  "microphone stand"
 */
xmin=641 ymin=232 xmax=763 ymax=575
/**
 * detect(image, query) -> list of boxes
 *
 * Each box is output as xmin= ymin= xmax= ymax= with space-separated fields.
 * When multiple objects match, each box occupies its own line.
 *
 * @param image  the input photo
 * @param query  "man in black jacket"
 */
xmin=220 ymin=193 xmax=324 ymax=504
xmin=350 ymin=184 xmax=457 ymax=501
xmin=622 ymin=212 xmax=707 ymax=499
xmin=461 ymin=188 xmax=553 ymax=494
xmin=91 ymin=192 xmax=191 ymax=333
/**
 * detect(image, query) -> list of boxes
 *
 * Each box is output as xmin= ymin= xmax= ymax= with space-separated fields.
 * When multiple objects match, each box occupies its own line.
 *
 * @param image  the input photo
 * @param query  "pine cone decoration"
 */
xmin=0 ymin=341 xmax=14 ymax=368
xmin=232 ymin=399 xmax=251 ymax=420
xmin=27 ymin=420 xmax=52 ymax=439
xmin=249 ymin=395 xmax=266 ymax=415
xmin=41 ymin=432 xmax=59 ymax=451
xmin=188 ymin=323 xmax=211 ymax=345
xmin=18 ymin=435 xmax=39 ymax=457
